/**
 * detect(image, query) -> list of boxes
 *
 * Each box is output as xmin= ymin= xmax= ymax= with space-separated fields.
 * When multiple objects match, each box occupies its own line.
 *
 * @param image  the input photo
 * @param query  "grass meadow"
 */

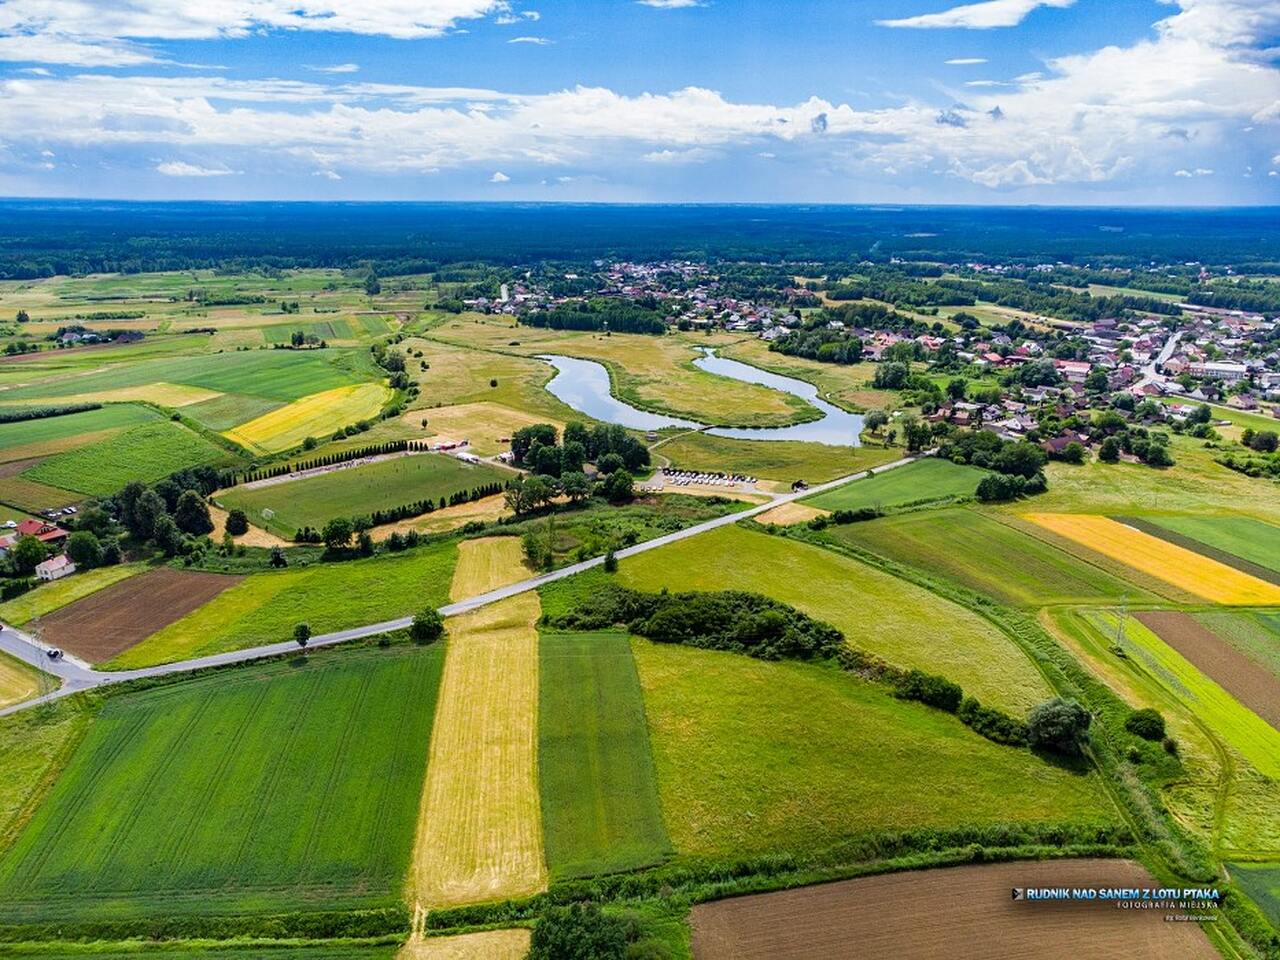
xmin=538 ymin=630 xmax=671 ymax=879
xmin=614 ymin=524 xmax=1050 ymax=712
xmin=1231 ymin=862 xmax=1280 ymax=929
xmin=0 ymin=652 xmax=39 ymax=711
xmin=220 ymin=454 xmax=507 ymax=539
xmin=631 ymin=640 xmax=1112 ymax=859
xmin=107 ymin=541 xmax=458 ymax=668
xmin=0 ymin=645 xmax=445 ymax=923
xmin=0 ymin=404 xmax=159 ymax=462
xmin=655 ymin=430 xmax=898 ymax=484
xmin=804 ymin=458 xmax=987 ymax=512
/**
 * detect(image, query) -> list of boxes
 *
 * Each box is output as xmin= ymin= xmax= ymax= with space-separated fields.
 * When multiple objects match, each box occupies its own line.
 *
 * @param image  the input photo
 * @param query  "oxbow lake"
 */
xmin=537 ymin=349 xmax=864 ymax=446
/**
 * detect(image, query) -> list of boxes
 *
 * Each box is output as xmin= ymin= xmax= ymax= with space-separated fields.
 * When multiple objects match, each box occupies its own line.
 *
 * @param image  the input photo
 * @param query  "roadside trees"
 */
xmin=410 ymin=608 xmax=445 ymax=644
xmin=293 ymin=622 xmax=311 ymax=648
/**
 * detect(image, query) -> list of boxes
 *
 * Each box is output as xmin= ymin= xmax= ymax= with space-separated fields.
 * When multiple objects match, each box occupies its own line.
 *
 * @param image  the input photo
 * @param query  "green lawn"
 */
xmin=632 ymin=640 xmax=1111 ymax=859
xmin=829 ymin=508 xmax=1156 ymax=607
xmin=0 ymin=404 xmax=159 ymax=459
xmin=538 ymin=630 xmax=671 ymax=880
xmin=804 ymin=458 xmax=987 ymax=513
xmin=23 ymin=422 xmax=232 ymax=496
xmin=107 ymin=541 xmax=458 ymax=668
xmin=1140 ymin=515 xmax=1280 ymax=575
xmin=219 ymin=454 xmax=508 ymax=539
xmin=612 ymin=524 xmax=1050 ymax=713
xmin=0 ymin=644 xmax=444 ymax=923
xmin=1193 ymin=611 xmax=1280 ymax=681
xmin=1231 ymin=862 xmax=1280 ymax=929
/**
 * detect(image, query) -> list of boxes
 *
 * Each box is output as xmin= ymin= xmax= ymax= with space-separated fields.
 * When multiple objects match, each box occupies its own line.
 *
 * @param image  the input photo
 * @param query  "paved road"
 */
xmin=1137 ymin=331 xmax=1182 ymax=389
xmin=0 ymin=453 xmax=919 ymax=718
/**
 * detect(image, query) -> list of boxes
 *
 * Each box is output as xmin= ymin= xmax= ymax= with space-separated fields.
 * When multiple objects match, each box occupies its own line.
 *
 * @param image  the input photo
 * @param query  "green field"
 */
xmin=0 ymin=562 xmax=149 ymax=627
xmin=182 ymin=392 xmax=285 ymax=431
xmin=613 ymin=524 xmax=1050 ymax=712
xmin=804 ymin=458 xmax=987 ymax=513
xmin=1140 ymin=515 xmax=1280 ymax=575
xmin=0 ymin=700 xmax=93 ymax=856
xmin=0 ymin=405 xmax=159 ymax=460
xmin=107 ymin=540 xmax=458 ymax=668
xmin=263 ymin=320 xmax=354 ymax=344
xmin=656 ymin=431 xmax=898 ymax=484
xmin=632 ymin=639 xmax=1111 ymax=858
xmin=1194 ymin=611 xmax=1280 ymax=681
xmin=23 ymin=422 xmax=231 ymax=496
xmin=0 ymin=644 xmax=444 ymax=923
xmin=538 ymin=630 xmax=671 ymax=880
xmin=219 ymin=454 xmax=508 ymax=538
xmin=1231 ymin=862 xmax=1280 ymax=928
xmin=0 ymin=945 xmax=400 ymax=959
xmin=830 ymin=509 xmax=1156 ymax=607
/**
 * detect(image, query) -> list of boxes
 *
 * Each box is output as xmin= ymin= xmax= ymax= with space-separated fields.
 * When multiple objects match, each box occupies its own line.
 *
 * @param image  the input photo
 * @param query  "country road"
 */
xmin=0 ymin=453 xmax=919 ymax=718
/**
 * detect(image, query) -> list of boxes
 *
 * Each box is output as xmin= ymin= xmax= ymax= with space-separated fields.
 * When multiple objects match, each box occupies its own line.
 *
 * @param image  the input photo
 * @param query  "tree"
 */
xmin=529 ymin=904 xmax=634 ymax=960
xmin=1124 ymin=707 xmax=1166 ymax=741
xmin=1060 ymin=441 xmax=1086 ymax=465
xmin=11 ymin=536 xmax=46 ymax=575
xmin=15 ymin=310 xmax=29 ymax=323
xmin=600 ymin=469 xmax=635 ymax=503
xmin=410 ymin=608 xmax=445 ymax=644
xmin=872 ymin=361 xmax=910 ymax=389
xmin=864 ymin=409 xmax=889 ymax=433
xmin=364 ymin=272 xmax=381 ymax=296
xmin=100 ymin=539 xmax=122 ymax=566
xmin=129 ymin=488 xmax=168 ymax=541
xmin=1250 ymin=430 xmax=1279 ymax=453
xmin=269 ymin=545 xmax=288 ymax=568
xmin=293 ymin=622 xmax=311 ymax=648
xmin=152 ymin=514 xmax=184 ymax=557
xmin=511 ymin=423 xmax=558 ymax=463
xmin=174 ymin=490 xmax=214 ymax=536
xmin=66 ymin=530 xmax=102 ymax=569
xmin=597 ymin=452 xmax=625 ymax=475
xmin=900 ymin=416 xmax=931 ymax=453
xmin=992 ymin=441 xmax=1047 ymax=479
xmin=1099 ymin=436 xmax=1121 ymax=463
xmin=603 ymin=548 xmax=618 ymax=573
xmin=945 ymin=377 xmax=968 ymax=401
xmin=1084 ymin=366 xmax=1109 ymax=393
xmin=561 ymin=470 xmax=592 ymax=503
xmin=322 ymin=516 xmax=354 ymax=551
xmin=225 ymin=508 xmax=249 ymax=536
xmin=1028 ymin=697 xmax=1092 ymax=756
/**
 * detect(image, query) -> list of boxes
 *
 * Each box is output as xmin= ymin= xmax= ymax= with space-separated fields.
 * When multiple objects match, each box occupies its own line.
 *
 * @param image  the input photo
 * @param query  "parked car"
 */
xmin=46 ymin=648 xmax=63 ymax=661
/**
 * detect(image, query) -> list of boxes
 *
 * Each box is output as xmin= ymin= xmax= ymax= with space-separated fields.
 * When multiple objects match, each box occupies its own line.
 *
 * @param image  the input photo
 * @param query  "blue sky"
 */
xmin=0 ymin=0 xmax=1277 ymax=204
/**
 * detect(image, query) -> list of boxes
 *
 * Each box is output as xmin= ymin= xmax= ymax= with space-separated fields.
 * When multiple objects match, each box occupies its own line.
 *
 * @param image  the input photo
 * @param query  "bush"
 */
xmin=529 ymin=904 xmax=636 ymax=960
xmin=225 ymin=508 xmax=249 ymax=536
xmin=410 ymin=608 xmax=445 ymax=644
xmin=958 ymin=697 xmax=1029 ymax=746
xmin=603 ymin=549 xmax=618 ymax=573
xmin=1124 ymin=707 xmax=1166 ymax=741
xmin=1028 ymin=697 xmax=1091 ymax=756
xmin=893 ymin=669 xmax=962 ymax=713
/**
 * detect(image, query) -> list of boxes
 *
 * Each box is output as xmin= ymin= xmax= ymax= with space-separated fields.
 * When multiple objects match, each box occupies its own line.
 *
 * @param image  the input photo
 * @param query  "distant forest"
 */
xmin=1 ymin=201 xmax=1278 ymax=278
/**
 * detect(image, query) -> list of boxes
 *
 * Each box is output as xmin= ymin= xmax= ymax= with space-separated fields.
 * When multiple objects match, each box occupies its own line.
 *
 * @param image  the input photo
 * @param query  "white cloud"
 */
xmin=155 ymin=161 xmax=235 ymax=177
xmin=314 ymin=168 xmax=342 ymax=180
xmin=642 ymin=147 xmax=714 ymax=163
xmin=490 ymin=170 xmax=510 ymax=182
xmin=637 ymin=0 xmax=703 ymax=8
xmin=879 ymin=0 xmax=1075 ymax=30
xmin=507 ymin=36 xmax=550 ymax=44
xmin=945 ymin=57 xmax=988 ymax=64
xmin=1175 ymin=168 xmax=1193 ymax=177
xmin=308 ymin=63 xmax=360 ymax=74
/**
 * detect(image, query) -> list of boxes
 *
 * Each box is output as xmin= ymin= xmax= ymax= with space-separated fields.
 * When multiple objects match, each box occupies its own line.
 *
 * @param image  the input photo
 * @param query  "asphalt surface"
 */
xmin=0 ymin=453 xmax=918 ymax=718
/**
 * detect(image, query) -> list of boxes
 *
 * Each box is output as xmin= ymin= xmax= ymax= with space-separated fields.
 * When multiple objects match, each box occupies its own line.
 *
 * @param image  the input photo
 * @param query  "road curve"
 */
xmin=0 ymin=453 xmax=919 ymax=718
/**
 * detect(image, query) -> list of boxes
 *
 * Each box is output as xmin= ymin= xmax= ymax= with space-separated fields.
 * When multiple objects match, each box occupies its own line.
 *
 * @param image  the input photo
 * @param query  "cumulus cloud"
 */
xmin=155 ymin=160 xmax=236 ymax=177
xmin=507 ymin=36 xmax=550 ymax=44
xmin=490 ymin=170 xmax=510 ymax=182
xmin=880 ymin=0 xmax=1075 ymax=30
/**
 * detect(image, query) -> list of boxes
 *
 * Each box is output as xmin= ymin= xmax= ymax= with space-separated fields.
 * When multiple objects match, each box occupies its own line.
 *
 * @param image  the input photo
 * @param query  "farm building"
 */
xmin=35 ymin=555 xmax=76 ymax=581
xmin=14 ymin=519 xmax=69 ymax=545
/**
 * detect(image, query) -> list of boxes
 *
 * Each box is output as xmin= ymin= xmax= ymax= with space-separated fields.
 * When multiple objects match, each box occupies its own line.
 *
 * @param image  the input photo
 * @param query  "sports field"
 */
xmin=0 ymin=404 xmax=159 ymax=462
xmin=223 ymin=383 xmax=390 ymax=454
xmin=830 ymin=509 xmax=1156 ymax=606
xmin=539 ymin=630 xmax=671 ymax=879
xmin=633 ymin=641 xmax=1110 ymax=858
xmin=0 ymin=645 xmax=445 ymax=923
xmin=412 ymin=594 xmax=545 ymax=908
xmin=108 ymin=540 xmax=458 ymax=668
xmin=1025 ymin=513 xmax=1280 ymax=605
xmin=1137 ymin=515 xmax=1280 ymax=576
xmin=220 ymin=453 xmax=507 ymax=539
xmin=804 ymin=458 xmax=987 ymax=512
xmin=617 ymin=524 xmax=1050 ymax=712
xmin=23 ymin=421 xmax=231 ymax=496
xmin=0 ymin=652 xmax=39 ymax=710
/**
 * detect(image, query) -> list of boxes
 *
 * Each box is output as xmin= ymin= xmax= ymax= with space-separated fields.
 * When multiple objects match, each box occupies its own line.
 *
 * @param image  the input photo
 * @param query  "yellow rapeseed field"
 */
xmin=1025 ymin=513 xmax=1280 ymax=605
xmin=410 ymin=592 xmax=546 ymax=908
xmin=449 ymin=537 xmax=529 ymax=602
xmin=399 ymin=929 xmax=531 ymax=960
xmin=223 ymin=382 xmax=389 ymax=454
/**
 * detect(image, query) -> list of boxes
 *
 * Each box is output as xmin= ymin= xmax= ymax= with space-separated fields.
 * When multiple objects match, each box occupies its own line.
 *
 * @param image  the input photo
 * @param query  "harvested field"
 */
xmin=416 ymin=401 xmax=565 ymax=457
xmin=1025 ymin=513 xmax=1280 ymax=605
xmin=370 ymin=493 xmax=510 ymax=539
xmin=449 ymin=537 xmax=528 ymax=601
xmin=411 ymin=593 xmax=546 ymax=908
xmin=1134 ymin=611 xmax=1280 ymax=730
xmin=208 ymin=504 xmax=291 ymax=548
xmin=35 ymin=568 xmax=244 ymax=663
xmin=756 ymin=501 xmax=829 ymax=526
xmin=30 ymin=383 xmax=222 ymax=408
xmin=0 ymin=652 xmax=40 ymax=710
xmin=690 ymin=859 xmax=1217 ymax=960
xmin=224 ymin=383 xmax=390 ymax=455
xmin=401 ymin=929 xmax=531 ymax=960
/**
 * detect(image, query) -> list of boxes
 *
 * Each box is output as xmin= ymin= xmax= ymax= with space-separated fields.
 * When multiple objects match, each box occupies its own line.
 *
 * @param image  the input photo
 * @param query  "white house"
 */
xmin=35 ymin=555 xmax=75 ymax=582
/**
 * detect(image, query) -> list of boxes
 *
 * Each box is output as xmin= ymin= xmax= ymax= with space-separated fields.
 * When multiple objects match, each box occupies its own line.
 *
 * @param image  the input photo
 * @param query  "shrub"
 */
xmin=529 ymin=904 xmax=636 ymax=960
xmin=1124 ymin=707 xmax=1166 ymax=741
xmin=893 ymin=669 xmax=962 ymax=713
xmin=410 ymin=608 xmax=445 ymax=644
xmin=958 ymin=697 xmax=1029 ymax=746
xmin=603 ymin=549 xmax=618 ymax=573
xmin=225 ymin=508 xmax=249 ymax=536
xmin=1028 ymin=697 xmax=1091 ymax=756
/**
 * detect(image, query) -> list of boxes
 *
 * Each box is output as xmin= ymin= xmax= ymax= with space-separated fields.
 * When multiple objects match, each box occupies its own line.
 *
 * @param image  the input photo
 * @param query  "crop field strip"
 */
xmin=35 ymin=568 xmax=245 ymax=663
xmin=0 ymin=652 xmax=39 ymax=711
xmin=538 ymin=630 xmax=671 ymax=879
xmin=1230 ymin=862 xmax=1280 ymax=929
xmin=0 ymin=404 xmax=159 ymax=460
xmin=107 ymin=539 xmax=458 ymax=669
xmin=632 ymin=640 xmax=1113 ymax=859
xmin=223 ymin=383 xmax=391 ymax=455
xmin=402 ymin=928 xmax=532 ymax=960
xmin=0 ymin=562 xmax=148 ymax=627
xmin=0 ymin=645 xmax=446 ymax=923
xmin=1024 ymin=513 xmax=1280 ymax=606
xmin=803 ymin=457 xmax=987 ymax=513
xmin=1118 ymin=515 xmax=1280 ymax=585
xmin=448 ymin=536 xmax=527 ymax=602
xmin=616 ymin=524 xmax=1051 ymax=712
xmin=689 ymin=859 xmax=1218 ymax=960
xmin=0 ymin=945 xmax=401 ymax=959
xmin=1193 ymin=611 xmax=1280 ymax=681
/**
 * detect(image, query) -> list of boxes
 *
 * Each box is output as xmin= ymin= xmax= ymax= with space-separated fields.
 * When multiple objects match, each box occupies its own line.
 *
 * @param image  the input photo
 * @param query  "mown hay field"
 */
xmin=804 ymin=457 xmax=987 ymax=513
xmin=0 ymin=645 xmax=446 ymax=923
xmin=539 ymin=630 xmax=671 ymax=879
xmin=221 ymin=453 xmax=507 ymax=539
xmin=107 ymin=540 xmax=458 ymax=669
xmin=23 ymin=421 xmax=232 ymax=496
xmin=0 ymin=404 xmax=159 ymax=462
xmin=416 ymin=401 xmax=565 ymax=457
xmin=690 ymin=859 xmax=1217 ymax=960
xmin=1139 ymin=514 xmax=1280 ymax=576
xmin=0 ymin=652 xmax=39 ymax=711
xmin=656 ymin=430 xmax=897 ymax=484
xmin=0 ymin=562 xmax=148 ymax=627
xmin=410 ymin=338 xmax=580 ymax=425
xmin=831 ymin=509 xmax=1163 ymax=607
xmin=616 ymin=524 xmax=1050 ymax=712
xmin=403 ymin=929 xmax=531 ymax=960
xmin=449 ymin=537 xmax=527 ymax=601
xmin=755 ymin=501 xmax=828 ymax=526
xmin=14 ymin=382 xmax=222 ymax=409
xmin=632 ymin=640 xmax=1112 ymax=859
xmin=1026 ymin=513 xmax=1280 ymax=605
xmin=412 ymin=594 xmax=545 ymax=908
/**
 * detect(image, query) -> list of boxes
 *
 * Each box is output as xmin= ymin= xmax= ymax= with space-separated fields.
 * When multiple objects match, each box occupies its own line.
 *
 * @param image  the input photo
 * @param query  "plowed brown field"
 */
xmin=1135 ymin=611 xmax=1280 ymax=730
xmin=36 ymin=567 xmax=243 ymax=662
xmin=691 ymin=859 xmax=1218 ymax=960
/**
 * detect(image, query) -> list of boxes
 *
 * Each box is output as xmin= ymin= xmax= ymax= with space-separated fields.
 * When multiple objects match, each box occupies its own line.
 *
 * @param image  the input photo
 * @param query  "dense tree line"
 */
xmin=0 ymin=402 xmax=102 ymax=425
xmin=519 ymin=300 xmax=667 ymax=335
xmin=227 ymin=440 xmax=416 ymax=486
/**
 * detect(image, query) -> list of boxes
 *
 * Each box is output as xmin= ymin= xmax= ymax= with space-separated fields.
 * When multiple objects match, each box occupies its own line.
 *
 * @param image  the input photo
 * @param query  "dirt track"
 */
xmin=37 ymin=568 xmax=244 ymax=662
xmin=691 ymin=859 xmax=1218 ymax=960
xmin=1135 ymin=610 xmax=1280 ymax=730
